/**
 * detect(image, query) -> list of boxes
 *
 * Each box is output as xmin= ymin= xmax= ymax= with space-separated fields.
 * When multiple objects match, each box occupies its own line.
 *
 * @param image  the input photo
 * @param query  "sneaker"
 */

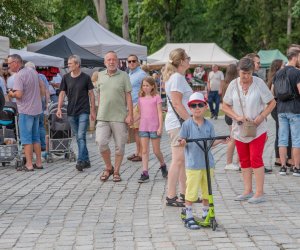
xmin=224 ymin=163 xmax=240 ymax=171
xmin=76 ymin=161 xmax=84 ymax=171
xmin=83 ymin=161 xmax=91 ymax=169
xmin=293 ymin=167 xmax=300 ymax=177
xmin=279 ymin=166 xmax=287 ymax=176
xmin=264 ymin=167 xmax=272 ymax=174
xmin=214 ymin=116 xmax=218 ymax=120
xmin=160 ymin=164 xmax=168 ymax=178
xmin=234 ymin=192 xmax=254 ymax=201
xmin=248 ymin=195 xmax=266 ymax=204
xmin=289 ymin=167 xmax=294 ymax=174
xmin=138 ymin=173 xmax=149 ymax=183
xmin=210 ymin=114 xmax=215 ymax=119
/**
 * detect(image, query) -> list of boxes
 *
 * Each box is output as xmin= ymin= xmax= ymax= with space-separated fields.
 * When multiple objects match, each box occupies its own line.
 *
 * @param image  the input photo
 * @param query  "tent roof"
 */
xmin=147 ymin=43 xmax=238 ymax=66
xmin=27 ymin=16 xmax=147 ymax=59
xmin=258 ymin=49 xmax=288 ymax=68
xmin=36 ymin=35 xmax=104 ymax=68
xmin=10 ymin=48 xmax=64 ymax=68
xmin=0 ymin=36 xmax=9 ymax=60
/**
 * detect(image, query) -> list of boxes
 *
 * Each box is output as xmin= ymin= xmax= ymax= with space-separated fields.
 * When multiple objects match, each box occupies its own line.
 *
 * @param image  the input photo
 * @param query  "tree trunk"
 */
xmin=93 ymin=0 xmax=108 ymax=29
xmin=122 ymin=0 xmax=130 ymax=41
xmin=287 ymin=0 xmax=292 ymax=37
xmin=164 ymin=22 xmax=171 ymax=42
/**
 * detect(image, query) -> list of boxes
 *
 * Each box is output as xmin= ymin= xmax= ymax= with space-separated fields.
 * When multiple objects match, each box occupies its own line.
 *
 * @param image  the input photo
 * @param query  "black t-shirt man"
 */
xmin=273 ymin=65 xmax=300 ymax=114
xmin=60 ymin=72 xmax=94 ymax=116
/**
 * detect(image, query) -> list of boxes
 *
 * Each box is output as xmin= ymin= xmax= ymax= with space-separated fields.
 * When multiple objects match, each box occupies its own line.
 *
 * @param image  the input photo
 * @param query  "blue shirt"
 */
xmin=0 ymin=77 xmax=7 ymax=95
xmin=129 ymin=67 xmax=147 ymax=105
xmin=180 ymin=118 xmax=215 ymax=170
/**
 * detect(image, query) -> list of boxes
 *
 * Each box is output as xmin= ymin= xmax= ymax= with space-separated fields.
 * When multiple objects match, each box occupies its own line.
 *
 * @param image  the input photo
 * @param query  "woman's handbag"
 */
xmin=166 ymin=95 xmax=184 ymax=125
xmin=236 ymin=81 xmax=257 ymax=137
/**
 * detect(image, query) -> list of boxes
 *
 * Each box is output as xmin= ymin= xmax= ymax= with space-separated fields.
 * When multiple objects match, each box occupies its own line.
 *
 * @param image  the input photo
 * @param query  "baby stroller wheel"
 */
xmin=69 ymin=153 xmax=76 ymax=162
xmin=46 ymin=154 xmax=54 ymax=163
xmin=15 ymin=160 xmax=22 ymax=168
xmin=2 ymin=162 xmax=6 ymax=167
xmin=210 ymin=218 xmax=218 ymax=231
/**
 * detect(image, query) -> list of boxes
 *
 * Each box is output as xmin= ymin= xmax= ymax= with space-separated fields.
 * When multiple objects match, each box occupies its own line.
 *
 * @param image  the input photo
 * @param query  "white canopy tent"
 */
xmin=10 ymin=49 xmax=64 ymax=68
xmin=27 ymin=16 xmax=147 ymax=60
xmin=148 ymin=43 xmax=238 ymax=66
xmin=0 ymin=36 xmax=9 ymax=60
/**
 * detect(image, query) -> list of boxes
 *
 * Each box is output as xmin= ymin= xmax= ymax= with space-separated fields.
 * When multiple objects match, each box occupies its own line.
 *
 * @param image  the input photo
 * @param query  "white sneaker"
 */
xmin=224 ymin=163 xmax=240 ymax=171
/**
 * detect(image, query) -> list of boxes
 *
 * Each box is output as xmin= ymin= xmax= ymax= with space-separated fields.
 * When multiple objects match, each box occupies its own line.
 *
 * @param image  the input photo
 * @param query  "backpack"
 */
xmin=274 ymin=68 xmax=296 ymax=102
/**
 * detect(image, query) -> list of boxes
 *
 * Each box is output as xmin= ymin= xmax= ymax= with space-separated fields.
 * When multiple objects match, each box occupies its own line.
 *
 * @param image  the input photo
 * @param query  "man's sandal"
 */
xmin=100 ymin=167 xmax=114 ymax=181
xmin=127 ymin=154 xmax=137 ymax=160
xmin=184 ymin=218 xmax=201 ymax=230
xmin=112 ymin=173 xmax=121 ymax=182
xmin=166 ymin=196 xmax=185 ymax=207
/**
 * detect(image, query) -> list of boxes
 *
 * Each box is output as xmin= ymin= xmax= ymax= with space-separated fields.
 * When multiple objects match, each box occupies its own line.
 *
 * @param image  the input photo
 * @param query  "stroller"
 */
xmin=0 ymin=102 xmax=22 ymax=167
xmin=45 ymin=102 xmax=76 ymax=163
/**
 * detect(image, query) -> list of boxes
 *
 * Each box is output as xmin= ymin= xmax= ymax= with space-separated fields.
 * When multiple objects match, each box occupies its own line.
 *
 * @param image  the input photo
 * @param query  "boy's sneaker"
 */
xmin=160 ymin=164 xmax=168 ymax=178
xmin=224 ymin=163 xmax=239 ymax=171
xmin=138 ymin=173 xmax=150 ymax=183
xmin=279 ymin=166 xmax=287 ymax=176
xmin=289 ymin=167 xmax=294 ymax=174
xmin=293 ymin=167 xmax=300 ymax=177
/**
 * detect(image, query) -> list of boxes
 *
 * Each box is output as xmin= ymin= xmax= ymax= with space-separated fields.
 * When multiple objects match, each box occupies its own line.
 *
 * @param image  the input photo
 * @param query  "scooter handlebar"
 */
xmin=186 ymin=135 xmax=229 ymax=143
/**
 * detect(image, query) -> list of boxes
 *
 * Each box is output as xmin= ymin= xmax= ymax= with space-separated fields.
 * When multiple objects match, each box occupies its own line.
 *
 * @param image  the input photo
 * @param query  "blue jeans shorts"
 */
xmin=139 ymin=131 xmax=161 ymax=139
xmin=278 ymin=113 xmax=300 ymax=148
xmin=19 ymin=113 xmax=40 ymax=145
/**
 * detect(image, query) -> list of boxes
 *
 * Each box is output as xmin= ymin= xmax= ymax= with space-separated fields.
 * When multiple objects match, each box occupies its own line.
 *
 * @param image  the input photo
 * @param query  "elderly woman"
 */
xmin=222 ymin=57 xmax=276 ymax=204
xmin=163 ymin=48 xmax=193 ymax=206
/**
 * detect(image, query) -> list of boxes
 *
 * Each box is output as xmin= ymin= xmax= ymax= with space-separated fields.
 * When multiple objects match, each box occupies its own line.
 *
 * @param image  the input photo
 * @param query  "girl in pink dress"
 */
xmin=136 ymin=76 xmax=167 ymax=183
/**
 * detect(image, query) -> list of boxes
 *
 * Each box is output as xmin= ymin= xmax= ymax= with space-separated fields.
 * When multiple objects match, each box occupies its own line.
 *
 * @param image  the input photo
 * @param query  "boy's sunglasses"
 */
xmin=189 ymin=103 xmax=206 ymax=108
xmin=128 ymin=60 xmax=137 ymax=63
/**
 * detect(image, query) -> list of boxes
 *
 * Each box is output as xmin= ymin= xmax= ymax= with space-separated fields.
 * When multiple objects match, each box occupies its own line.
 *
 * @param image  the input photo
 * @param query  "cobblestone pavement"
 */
xmin=0 ymin=117 xmax=299 ymax=250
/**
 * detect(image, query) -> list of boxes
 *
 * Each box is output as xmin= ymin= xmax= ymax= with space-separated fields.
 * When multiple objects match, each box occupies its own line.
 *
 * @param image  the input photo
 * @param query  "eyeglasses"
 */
xmin=189 ymin=103 xmax=206 ymax=108
xmin=128 ymin=60 xmax=137 ymax=63
xmin=7 ymin=61 xmax=16 ymax=65
xmin=255 ymin=61 xmax=261 ymax=65
xmin=185 ymin=57 xmax=191 ymax=62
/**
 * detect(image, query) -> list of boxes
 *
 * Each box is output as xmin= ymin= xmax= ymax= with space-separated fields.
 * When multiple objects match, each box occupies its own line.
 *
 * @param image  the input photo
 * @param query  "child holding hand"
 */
xmin=179 ymin=92 xmax=227 ymax=229
xmin=136 ymin=76 xmax=167 ymax=183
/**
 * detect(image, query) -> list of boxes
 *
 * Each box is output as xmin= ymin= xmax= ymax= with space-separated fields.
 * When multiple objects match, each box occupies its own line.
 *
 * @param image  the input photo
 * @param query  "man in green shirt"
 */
xmin=96 ymin=51 xmax=133 ymax=182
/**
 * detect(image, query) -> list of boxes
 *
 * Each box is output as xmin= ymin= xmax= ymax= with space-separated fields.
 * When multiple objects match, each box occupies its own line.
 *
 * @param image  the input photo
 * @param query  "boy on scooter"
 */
xmin=179 ymin=92 xmax=227 ymax=230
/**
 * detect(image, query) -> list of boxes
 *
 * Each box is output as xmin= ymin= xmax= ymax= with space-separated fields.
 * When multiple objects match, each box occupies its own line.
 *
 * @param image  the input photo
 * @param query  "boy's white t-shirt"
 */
xmin=223 ymin=76 xmax=274 ymax=143
xmin=165 ymin=72 xmax=193 ymax=131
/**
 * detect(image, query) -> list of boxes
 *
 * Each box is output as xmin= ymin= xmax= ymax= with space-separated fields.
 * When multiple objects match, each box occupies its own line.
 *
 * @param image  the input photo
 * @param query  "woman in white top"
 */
xmin=223 ymin=57 xmax=276 ymax=204
xmin=163 ymin=48 xmax=193 ymax=206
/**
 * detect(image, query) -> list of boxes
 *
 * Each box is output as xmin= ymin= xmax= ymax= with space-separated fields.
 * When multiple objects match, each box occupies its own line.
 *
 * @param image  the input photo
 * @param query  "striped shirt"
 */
xmin=14 ymin=67 xmax=42 ymax=115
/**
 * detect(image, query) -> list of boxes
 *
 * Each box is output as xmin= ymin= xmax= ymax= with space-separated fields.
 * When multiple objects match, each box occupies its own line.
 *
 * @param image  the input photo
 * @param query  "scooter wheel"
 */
xmin=211 ymin=219 xmax=218 ymax=231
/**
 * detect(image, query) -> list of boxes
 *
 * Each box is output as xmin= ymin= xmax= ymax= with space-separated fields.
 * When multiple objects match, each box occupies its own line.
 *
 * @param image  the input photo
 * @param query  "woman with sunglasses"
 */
xmin=162 ymin=48 xmax=193 ymax=207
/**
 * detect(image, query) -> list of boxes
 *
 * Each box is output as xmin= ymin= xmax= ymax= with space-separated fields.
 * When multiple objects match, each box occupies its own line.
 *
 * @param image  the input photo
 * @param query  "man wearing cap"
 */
xmin=207 ymin=65 xmax=224 ymax=119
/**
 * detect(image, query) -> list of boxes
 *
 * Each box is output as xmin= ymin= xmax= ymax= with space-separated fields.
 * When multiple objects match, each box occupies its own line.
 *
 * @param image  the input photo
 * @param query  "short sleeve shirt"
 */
xmin=180 ymin=118 xmax=215 ymax=170
xmin=208 ymin=71 xmax=224 ymax=91
xmin=14 ymin=67 xmax=42 ymax=115
xmin=138 ymin=95 xmax=162 ymax=132
xmin=96 ymin=69 xmax=132 ymax=122
xmin=129 ymin=67 xmax=147 ymax=105
xmin=273 ymin=66 xmax=300 ymax=114
xmin=60 ymin=72 xmax=94 ymax=116
xmin=223 ymin=76 xmax=274 ymax=143
xmin=165 ymin=72 xmax=193 ymax=131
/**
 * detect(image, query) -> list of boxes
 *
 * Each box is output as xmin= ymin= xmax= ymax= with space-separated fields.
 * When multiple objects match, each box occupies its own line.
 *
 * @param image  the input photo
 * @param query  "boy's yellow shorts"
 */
xmin=185 ymin=169 xmax=214 ymax=202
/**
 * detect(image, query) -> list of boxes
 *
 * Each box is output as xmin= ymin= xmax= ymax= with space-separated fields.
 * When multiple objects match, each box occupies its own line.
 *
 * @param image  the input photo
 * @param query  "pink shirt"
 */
xmin=138 ymin=95 xmax=162 ymax=132
xmin=14 ymin=67 xmax=42 ymax=115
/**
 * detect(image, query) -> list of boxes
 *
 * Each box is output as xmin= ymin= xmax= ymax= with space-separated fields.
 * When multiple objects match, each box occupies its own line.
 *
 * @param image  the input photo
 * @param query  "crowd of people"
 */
xmin=0 ymin=45 xmax=299 ymax=231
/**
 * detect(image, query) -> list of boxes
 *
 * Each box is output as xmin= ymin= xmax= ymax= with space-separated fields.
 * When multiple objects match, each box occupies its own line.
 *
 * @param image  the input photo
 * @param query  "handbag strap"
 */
xmin=235 ymin=79 xmax=246 ymax=121
xmin=167 ymin=94 xmax=183 ymax=123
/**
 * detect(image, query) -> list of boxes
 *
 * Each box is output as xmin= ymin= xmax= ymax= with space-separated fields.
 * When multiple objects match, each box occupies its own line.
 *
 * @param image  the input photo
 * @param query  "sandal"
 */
xmin=184 ymin=217 xmax=201 ymax=230
xmin=179 ymin=193 xmax=202 ymax=203
xmin=100 ymin=167 xmax=114 ymax=181
xmin=166 ymin=196 xmax=185 ymax=207
xmin=131 ymin=156 xmax=142 ymax=162
xmin=33 ymin=164 xmax=43 ymax=170
xmin=16 ymin=165 xmax=34 ymax=172
xmin=112 ymin=172 xmax=122 ymax=182
xmin=127 ymin=154 xmax=137 ymax=160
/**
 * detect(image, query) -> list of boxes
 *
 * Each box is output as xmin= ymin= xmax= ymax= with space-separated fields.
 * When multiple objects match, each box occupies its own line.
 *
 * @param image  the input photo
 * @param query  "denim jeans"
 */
xmin=208 ymin=91 xmax=220 ymax=116
xmin=278 ymin=113 xmax=300 ymax=148
xmin=39 ymin=113 xmax=46 ymax=150
xmin=68 ymin=113 xmax=90 ymax=162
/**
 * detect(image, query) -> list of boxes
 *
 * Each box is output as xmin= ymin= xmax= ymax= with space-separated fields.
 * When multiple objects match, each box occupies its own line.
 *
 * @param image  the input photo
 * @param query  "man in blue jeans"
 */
xmin=273 ymin=49 xmax=300 ymax=176
xmin=207 ymin=65 xmax=224 ymax=120
xmin=56 ymin=55 xmax=96 ymax=171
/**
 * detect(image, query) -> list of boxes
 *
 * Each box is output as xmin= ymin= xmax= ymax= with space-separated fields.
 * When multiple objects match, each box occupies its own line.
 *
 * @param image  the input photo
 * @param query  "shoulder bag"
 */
xmin=236 ymin=80 xmax=257 ymax=137
xmin=166 ymin=95 xmax=184 ymax=125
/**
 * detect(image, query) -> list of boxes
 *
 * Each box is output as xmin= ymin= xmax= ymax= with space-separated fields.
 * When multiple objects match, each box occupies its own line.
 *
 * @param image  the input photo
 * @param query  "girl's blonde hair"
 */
xmin=162 ymin=48 xmax=187 ymax=82
xmin=139 ymin=76 xmax=158 ymax=97
xmin=91 ymin=71 xmax=99 ymax=84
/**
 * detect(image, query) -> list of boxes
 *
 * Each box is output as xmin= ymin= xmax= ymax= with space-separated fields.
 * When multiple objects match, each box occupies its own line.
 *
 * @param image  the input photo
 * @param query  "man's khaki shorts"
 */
xmin=130 ymin=104 xmax=140 ymax=129
xmin=96 ymin=121 xmax=128 ymax=155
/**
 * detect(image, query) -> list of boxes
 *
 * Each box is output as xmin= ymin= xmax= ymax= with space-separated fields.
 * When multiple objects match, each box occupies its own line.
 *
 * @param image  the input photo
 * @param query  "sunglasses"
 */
xmin=128 ymin=60 xmax=137 ymax=63
xmin=189 ymin=103 xmax=206 ymax=108
xmin=185 ymin=57 xmax=191 ymax=62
